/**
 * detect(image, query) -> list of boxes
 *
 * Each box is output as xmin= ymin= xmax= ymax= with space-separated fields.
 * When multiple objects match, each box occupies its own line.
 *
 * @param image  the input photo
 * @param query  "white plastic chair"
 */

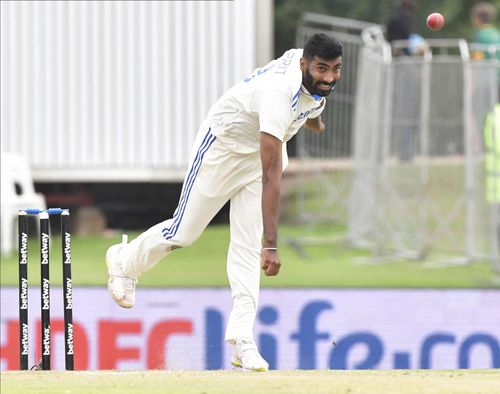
xmin=1 ymin=152 xmax=46 ymax=256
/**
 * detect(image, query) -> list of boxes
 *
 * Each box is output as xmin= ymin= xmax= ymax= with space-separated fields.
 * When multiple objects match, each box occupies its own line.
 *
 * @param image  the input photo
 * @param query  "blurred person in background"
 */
xmin=470 ymin=2 xmax=500 ymax=103
xmin=470 ymin=2 xmax=500 ymax=61
xmin=386 ymin=0 xmax=425 ymax=56
xmin=387 ymin=0 xmax=423 ymax=161
xmin=104 ymin=33 xmax=343 ymax=372
xmin=470 ymin=2 xmax=500 ymax=118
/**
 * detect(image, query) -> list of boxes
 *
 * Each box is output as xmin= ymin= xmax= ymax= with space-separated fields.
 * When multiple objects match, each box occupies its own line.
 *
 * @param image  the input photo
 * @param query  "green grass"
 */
xmin=1 ymin=370 xmax=500 ymax=394
xmin=1 ymin=224 xmax=498 ymax=288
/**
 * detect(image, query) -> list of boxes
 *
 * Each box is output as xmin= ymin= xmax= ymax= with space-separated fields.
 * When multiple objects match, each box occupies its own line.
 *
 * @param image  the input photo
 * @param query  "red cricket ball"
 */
xmin=427 ymin=12 xmax=445 ymax=31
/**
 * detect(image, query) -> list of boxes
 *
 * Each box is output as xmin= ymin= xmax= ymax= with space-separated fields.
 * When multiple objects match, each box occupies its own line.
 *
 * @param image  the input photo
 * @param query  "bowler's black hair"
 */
xmin=303 ymin=33 xmax=343 ymax=61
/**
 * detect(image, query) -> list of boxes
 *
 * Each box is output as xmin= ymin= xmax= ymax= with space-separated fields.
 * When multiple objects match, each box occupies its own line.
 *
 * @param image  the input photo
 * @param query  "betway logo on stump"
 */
xmin=42 ymin=278 xmax=50 ymax=310
xmin=20 ymin=278 xmax=28 ymax=310
xmin=41 ymin=233 xmax=49 ymax=265
xmin=63 ymin=233 xmax=71 ymax=264
xmin=19 ymin=233 xmax=28 ymax=264
xmin=43 ymin=326 xmax=51 ymax=356
xmin=67 ymin=323 xmax=74 ymax=355
xmin=21 ymin=323 xmax=29 ymax=356
xmin=65 ymin=278 xmax=73 ymax=310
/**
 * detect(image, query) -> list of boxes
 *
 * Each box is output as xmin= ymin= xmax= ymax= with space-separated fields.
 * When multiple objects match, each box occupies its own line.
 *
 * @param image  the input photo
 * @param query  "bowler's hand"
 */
xmin=261 ymin=249 xmax=281 ymax=276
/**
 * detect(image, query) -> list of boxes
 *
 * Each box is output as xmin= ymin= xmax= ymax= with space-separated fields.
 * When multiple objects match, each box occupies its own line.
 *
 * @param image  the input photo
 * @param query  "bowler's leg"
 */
xmin=107 ymin=128 xmax=228 ymax=307
xmin=225 ymin=179 xmax=268 ymax=371
xmin=124 ymin=181 xmax=229 ymax=278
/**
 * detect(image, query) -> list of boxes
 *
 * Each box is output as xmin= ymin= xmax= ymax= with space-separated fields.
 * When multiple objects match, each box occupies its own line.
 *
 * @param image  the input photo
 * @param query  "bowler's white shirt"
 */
xmin=205 ymin=49 xmax=327 ymax=156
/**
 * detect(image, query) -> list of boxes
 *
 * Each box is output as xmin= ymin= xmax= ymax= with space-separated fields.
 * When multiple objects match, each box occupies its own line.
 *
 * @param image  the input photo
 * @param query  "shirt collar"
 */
xmin=300 ymin=84 xmax=323 ymax=101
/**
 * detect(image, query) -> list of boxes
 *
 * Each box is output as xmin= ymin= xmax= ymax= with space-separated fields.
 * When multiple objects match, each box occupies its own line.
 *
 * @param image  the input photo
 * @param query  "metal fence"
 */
xmin=349 ymin=38 xmax=498 ymax=267
xmin=293 ymin=13 xmax=499 ymax=271
xmin=293 ymin=14 xmax=383 ymax=228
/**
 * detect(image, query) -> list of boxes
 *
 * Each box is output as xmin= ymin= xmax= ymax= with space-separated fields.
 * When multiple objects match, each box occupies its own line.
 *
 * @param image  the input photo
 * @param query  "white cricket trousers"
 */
xmin=120 ymin=125 xmax=263 ymax=342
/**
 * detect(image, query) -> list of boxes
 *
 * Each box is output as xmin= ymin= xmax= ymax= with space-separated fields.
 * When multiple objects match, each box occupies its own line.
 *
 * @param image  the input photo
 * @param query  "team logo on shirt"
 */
xmin=294 ymin=106 xmax=322 ymax=122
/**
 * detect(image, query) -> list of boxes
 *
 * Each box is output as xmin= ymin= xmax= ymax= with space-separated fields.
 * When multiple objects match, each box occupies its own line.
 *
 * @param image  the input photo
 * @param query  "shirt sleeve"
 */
xmin=258 ymin=90 xmax=292 ymax=141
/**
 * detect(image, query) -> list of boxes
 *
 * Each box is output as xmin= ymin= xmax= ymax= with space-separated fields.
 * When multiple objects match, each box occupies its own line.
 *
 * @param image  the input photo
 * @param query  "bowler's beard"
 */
xmin=302 ymin=67 xmax=335 ymax=97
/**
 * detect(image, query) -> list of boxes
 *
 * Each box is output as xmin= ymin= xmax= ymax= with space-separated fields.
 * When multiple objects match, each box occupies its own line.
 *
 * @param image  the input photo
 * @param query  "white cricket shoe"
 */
xmin=231 ymin=339 xmax=269 ymax=372
xmin=106 ymin=235 xmax=137 ymax=309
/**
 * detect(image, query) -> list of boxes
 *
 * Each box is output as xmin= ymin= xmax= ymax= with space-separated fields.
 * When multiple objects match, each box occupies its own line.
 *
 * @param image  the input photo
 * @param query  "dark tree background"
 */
xmin=274 ymin=0 xmax=500 ymax=56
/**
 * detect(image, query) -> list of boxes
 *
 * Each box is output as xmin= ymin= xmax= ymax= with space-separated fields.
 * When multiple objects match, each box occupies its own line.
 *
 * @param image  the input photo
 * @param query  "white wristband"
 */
xmin=261 ymin=247 xmax=278 ymax=251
